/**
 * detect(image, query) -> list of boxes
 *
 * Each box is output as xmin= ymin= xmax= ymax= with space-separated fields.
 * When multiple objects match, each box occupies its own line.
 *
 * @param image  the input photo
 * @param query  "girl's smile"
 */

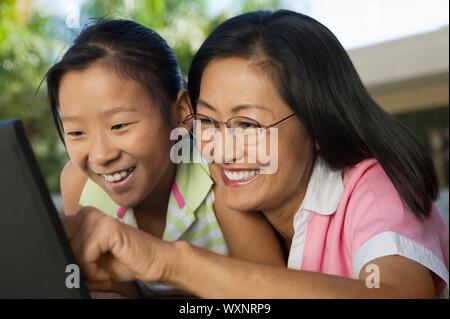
xmin=95 ymin=165 xmax=137 ymax=192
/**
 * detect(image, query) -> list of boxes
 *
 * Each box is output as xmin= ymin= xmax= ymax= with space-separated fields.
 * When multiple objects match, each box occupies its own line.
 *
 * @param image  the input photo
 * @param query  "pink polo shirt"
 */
xmin=287 ymin=157 xmax=449 ymax=297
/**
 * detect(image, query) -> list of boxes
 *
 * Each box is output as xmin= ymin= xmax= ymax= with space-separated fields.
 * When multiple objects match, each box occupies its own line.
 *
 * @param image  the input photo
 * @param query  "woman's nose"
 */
xmin=214 ymin=127 xmax=245 ymax=164
xmin=88 ymin=132 xmax=120 ymax=166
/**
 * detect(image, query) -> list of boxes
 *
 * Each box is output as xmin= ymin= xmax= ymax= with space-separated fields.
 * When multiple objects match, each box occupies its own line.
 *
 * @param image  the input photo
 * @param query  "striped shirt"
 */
xmin=78 ymin=140 xmax=228 ymax=295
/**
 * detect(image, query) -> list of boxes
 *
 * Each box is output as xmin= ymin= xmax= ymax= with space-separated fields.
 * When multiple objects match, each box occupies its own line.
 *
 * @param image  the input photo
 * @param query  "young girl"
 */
xmin=46 ymin=19 xmax=284 ymax=297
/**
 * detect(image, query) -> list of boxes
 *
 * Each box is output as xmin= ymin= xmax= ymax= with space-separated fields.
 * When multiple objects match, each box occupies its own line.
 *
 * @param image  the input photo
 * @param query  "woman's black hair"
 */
xmin=46 ymin=19 xmax=184 ymax=144
xmin=188 ymin=10 xmax=438 ymax=220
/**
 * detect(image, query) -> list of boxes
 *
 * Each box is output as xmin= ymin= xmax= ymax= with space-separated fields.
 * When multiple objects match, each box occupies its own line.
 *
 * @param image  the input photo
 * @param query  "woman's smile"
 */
xmin=221 ymin=167 xmax=261 ymax=187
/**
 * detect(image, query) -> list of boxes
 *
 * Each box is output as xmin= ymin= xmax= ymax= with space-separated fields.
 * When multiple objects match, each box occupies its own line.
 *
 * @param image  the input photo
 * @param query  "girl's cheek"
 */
xmin=66 ymin=144 xmax=86 ymax=167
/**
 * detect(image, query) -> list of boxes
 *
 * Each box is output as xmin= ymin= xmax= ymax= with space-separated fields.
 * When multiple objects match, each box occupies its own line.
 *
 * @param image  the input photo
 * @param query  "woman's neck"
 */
xmin=262 ymin=155 xmax=315 ymax=247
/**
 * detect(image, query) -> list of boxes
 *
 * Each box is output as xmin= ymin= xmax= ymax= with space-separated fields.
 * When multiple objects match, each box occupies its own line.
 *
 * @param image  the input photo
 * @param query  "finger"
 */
xmin=77 ymin=218 xmax=121 ymax=282
xmin=80 ymin=260 xmax=112 ymax=285
xmin=61 ymin=206 xmax=100 ymax=240
xmin=66 ymin=210 xmax=110 ymax=282
xmin=71 ymin=211 xmax=105 ymax=264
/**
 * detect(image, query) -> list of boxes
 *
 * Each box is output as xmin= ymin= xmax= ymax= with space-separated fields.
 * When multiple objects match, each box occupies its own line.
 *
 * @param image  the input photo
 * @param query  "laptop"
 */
xmin=0 ymin=118 xmax=90 ymax=298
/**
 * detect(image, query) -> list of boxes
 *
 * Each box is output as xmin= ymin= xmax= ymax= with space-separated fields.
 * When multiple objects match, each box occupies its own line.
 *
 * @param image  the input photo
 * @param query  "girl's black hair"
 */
xmin=46 ymin=19 xmax=185 ymax=144
xmin=188 ymin=10 xmax=438 ymax=220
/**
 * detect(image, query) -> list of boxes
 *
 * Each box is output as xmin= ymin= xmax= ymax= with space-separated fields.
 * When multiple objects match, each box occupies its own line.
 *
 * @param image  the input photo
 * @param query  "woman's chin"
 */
xmin=222 ymin=188 xmax=264 ymax=212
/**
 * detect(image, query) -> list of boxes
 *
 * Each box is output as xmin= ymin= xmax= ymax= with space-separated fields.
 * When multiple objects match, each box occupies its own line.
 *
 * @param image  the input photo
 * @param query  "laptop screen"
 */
xmin=0 ymin=118 xmax=89 ymax=298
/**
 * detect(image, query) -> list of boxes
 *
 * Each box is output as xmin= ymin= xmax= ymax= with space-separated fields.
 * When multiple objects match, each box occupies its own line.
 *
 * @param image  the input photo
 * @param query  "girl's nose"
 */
xmin=88 ymin=132 xmax=120 ymax=166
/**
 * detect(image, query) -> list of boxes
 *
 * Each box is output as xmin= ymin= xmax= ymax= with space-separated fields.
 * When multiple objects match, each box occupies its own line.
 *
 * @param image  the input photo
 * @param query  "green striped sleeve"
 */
xmin=204 ymin=236 xmax=227 ymax=249
xmin=166 ymin=211 xmax=189 ymax=234
xmin=182 ymin=220 xmax=221 ymax=242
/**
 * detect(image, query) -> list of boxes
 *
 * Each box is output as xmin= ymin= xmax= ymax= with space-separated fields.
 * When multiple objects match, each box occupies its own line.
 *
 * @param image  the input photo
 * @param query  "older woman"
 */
xmin=63 ymin=10 xmax=448 ymax=298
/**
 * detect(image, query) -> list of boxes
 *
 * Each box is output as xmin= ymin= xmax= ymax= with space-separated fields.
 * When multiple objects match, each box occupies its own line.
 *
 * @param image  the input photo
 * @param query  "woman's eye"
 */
xmin=199 ymin=118 xmax=215 ymax=126
xmin=111 ymin=123 xmax=129 ymax=130
xmin=236 ymin=121 xmax=259 ymax=129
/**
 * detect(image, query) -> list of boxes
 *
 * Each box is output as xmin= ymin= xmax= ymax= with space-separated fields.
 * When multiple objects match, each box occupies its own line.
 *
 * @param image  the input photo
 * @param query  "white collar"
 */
xmin=299 ymin=157 xmax=344 ymax=215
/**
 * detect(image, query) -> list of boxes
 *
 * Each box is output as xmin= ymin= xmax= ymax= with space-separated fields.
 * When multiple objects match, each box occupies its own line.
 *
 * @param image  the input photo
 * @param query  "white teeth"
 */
xmin=224 ymin=169 xmax=259 ymax=181
xmin=102 ymin=167 xmax=134 ymax=183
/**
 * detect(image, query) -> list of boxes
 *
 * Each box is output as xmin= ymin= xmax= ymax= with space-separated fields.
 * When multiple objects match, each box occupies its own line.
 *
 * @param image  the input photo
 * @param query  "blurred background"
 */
xmin=0 ymin=0 xmax=448 ymax=222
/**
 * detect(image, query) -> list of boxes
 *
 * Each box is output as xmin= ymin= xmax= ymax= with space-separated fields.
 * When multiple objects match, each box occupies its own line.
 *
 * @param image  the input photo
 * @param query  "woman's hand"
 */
xmin=60 ymin=206 xmax=177 ymax=290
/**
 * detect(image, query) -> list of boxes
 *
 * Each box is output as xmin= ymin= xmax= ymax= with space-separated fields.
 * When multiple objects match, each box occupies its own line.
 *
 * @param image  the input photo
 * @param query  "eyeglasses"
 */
xmin=182 ymin=112 xmax=297 ymax=146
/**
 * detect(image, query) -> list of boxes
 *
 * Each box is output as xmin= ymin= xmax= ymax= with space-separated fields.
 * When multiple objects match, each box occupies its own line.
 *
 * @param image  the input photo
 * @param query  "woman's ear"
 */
xmin=171 ymin=89 xmax=193 ymax=129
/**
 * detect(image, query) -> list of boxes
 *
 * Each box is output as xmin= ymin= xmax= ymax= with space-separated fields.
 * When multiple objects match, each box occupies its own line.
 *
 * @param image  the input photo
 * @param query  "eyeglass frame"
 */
xmin=182 ymin=112 xmax=297 ymax=133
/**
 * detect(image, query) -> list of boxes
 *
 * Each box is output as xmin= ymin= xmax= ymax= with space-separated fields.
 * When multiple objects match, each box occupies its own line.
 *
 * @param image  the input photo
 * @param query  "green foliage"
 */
xmin=0 ymin=0 xmax=68 ymax=193
xmin=79 ymin=0 xmax=212 ymax=75
xmin=240 ymin=0 xmax=281 ymax=12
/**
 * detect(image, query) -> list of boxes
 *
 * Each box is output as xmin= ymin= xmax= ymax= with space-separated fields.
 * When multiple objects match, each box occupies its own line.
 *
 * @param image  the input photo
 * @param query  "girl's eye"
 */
xmin=111 ymin=123 xmax=129 ymax=130
xmin=66 ymin=131 xmax=84 ymax=137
